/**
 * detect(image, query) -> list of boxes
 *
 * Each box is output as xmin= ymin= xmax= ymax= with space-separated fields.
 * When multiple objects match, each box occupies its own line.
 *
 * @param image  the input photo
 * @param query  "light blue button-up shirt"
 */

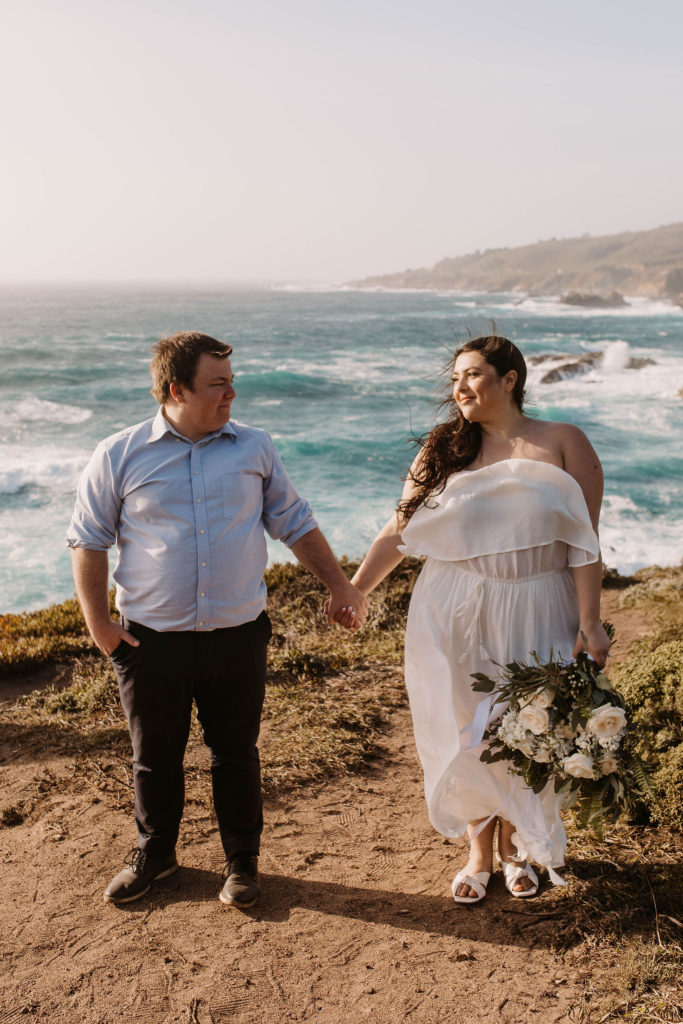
xmin=66 ymin=409 xmax=317 ymax=631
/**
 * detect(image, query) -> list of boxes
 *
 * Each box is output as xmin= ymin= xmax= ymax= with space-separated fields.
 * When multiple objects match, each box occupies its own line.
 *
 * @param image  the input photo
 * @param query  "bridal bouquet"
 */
xmin=471 ymin=631 xmax=651 ymax=835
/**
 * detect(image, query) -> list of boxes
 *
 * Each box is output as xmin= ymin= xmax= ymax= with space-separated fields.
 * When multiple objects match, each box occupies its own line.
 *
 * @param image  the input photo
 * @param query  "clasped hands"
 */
xmin=324 ymin=583 xmax=369 ymax=632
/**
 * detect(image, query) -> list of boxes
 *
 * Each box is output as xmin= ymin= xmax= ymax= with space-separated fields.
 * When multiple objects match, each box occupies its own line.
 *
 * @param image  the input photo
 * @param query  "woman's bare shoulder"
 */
xmin=523 ymin=418 xmax=601 ymax=473
xmin=526 ymin=417 xmax=586 ymax=441
xmin=525 ymin=418 xmax=593 ymax=455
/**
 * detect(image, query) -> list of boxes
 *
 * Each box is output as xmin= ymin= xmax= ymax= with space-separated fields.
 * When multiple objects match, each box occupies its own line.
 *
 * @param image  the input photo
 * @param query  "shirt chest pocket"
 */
xmin=222 ymin=470 xmax=263 ymax=520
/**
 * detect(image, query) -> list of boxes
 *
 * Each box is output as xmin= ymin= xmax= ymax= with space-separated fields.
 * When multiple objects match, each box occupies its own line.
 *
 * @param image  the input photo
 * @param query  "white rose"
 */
xmin=530 ymin=688 xmax=554 ymax=709
xmin=518 ymin=705 xmax=550 ymax=736
xmin=516 ymin=741 xmax=535 ymax=758
xmin=599 ymin=755 xmax=619 ymax=775
xmin=587 ymin=705 xmax=627 ymax=739
xmin=563 ymin=752 xmax=595 ymax=779
xmin=532 ymin=748 xmax=552 ymax=763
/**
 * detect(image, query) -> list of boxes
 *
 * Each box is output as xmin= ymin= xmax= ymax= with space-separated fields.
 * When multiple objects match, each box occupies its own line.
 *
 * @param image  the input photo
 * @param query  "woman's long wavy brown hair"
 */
xmin=397 ymin=334 xmax=527 ymax=522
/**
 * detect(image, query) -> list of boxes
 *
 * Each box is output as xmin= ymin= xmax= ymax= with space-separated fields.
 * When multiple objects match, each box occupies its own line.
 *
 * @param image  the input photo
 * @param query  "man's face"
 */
xmin=170 ymin=354 xmax=236 ymax=440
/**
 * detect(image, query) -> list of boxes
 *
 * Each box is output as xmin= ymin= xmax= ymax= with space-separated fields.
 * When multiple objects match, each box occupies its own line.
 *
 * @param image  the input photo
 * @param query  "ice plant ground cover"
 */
xmin=471 ymin=628 xmax=653 ymax=837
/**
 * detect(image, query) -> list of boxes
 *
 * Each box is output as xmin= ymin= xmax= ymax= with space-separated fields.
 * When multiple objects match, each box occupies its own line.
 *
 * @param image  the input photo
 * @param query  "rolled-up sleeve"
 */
xmin=261 ymin=442 xmax=317 ymax=547
xmin=66 ymin=443 xmax=121 ymax=550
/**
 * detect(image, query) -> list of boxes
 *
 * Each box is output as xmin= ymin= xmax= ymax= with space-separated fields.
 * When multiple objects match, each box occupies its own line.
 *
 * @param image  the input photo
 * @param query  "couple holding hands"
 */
xmin=68 ymin=330 xmax=608 ymax=909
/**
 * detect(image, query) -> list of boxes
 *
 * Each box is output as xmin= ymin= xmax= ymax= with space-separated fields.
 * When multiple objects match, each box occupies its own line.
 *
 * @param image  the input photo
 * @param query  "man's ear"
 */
xmin=169 ymin=381 xmax=185 ymax=403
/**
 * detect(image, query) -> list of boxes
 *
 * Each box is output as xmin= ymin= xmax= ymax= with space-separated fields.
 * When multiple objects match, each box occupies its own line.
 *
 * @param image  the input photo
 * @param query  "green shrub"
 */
xmin=612 ymin=641 xmax=683 ymax=750
xmin=649 ymin=744 xmax=683 ymax=830
xmin=0 ymin=590 xmax=119 ymax=677
xmin=611 ymin=641 xmax=683 ymax=829
xmin=0 ymin=597 xmax=86 ymax=639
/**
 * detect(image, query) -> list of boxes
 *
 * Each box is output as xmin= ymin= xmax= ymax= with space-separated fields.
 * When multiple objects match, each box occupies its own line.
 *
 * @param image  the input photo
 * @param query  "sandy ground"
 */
xmin=0 ymin=592 xmax=656 ymax=1024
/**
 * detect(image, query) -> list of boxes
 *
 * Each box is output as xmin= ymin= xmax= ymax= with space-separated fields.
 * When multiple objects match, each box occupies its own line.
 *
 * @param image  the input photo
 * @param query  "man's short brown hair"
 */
xmin=150 ymin=332 xmax=233 ymax=404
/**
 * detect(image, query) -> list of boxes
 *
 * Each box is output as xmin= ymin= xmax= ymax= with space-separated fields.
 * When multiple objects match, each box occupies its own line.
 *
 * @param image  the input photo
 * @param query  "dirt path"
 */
xmin=2 ymin=707 xmax=625 ymax=1024
xmin=0 ymin=594 xmax=649 ymax=1024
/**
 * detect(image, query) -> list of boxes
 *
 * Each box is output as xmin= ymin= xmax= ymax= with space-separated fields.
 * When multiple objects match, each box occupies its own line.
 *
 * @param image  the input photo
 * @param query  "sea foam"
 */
xmin=0 ymin=445 xmax=88 ymax=495
xmin=4 ymin=395 xmax=92 ymax=427
xmin=600 ymin=494 xmax=683 ymax=575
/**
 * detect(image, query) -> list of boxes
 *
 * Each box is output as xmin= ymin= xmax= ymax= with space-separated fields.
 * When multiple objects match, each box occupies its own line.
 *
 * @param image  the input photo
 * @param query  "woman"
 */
xmin=343 ymin=334 xmax=610 ymax=903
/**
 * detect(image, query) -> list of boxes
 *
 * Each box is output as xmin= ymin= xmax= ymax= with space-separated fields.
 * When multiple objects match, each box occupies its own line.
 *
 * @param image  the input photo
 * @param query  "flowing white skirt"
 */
xmin=404 ymin=542 xmax=580 ymax=874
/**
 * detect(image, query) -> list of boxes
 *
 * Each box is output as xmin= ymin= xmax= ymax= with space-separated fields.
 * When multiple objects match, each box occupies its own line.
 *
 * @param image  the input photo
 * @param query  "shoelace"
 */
xmin=124 ymin=848 xmax=147 ymax=874
xmin=225 ymin=855 xmax=257 ymax=878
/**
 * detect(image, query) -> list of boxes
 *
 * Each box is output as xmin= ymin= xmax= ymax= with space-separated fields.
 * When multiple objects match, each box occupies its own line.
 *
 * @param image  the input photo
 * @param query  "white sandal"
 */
xmin=496 ymin=854 xmax=539 ymax=898
xmin=451 ymin=868 xmax=491 ymax=904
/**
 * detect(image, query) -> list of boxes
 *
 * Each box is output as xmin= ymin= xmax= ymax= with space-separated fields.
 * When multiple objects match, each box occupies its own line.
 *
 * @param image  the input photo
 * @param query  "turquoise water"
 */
xmin=1 ymin=284 xmax=681 ymax=613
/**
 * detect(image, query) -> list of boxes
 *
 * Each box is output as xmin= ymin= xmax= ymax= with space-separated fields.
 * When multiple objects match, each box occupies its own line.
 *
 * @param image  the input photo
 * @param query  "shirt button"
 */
xmin=196 ymin=498 xmax=201 ymax=503
xmin=200 ymin=592 xmax=205 ymax=597
xmin=199 ymin=621 xmax=204 ymax=626
xmin=194 ymin=470 xmax=199 ymax=475
xmin=201 ymin=561 xmax=206 ymax=567
xmin=200 ymin=529 xmax=205 ymax=534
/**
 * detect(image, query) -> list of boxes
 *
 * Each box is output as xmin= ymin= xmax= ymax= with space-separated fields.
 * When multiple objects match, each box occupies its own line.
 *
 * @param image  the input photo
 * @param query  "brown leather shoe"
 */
xmin=219 ymin=853 xmax=259 ymax=908
xmin=104 ymin=848 xmax=178 ymax=904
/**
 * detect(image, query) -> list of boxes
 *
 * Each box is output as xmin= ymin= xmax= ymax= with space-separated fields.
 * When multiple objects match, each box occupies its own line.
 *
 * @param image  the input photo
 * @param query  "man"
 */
xmin=67 ymin=331 xmax=368 ymax=909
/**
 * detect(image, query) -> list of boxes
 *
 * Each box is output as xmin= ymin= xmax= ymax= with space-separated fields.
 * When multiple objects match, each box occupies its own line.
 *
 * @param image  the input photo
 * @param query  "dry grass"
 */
xmin=550 ymin=824 xmax=682 ymax=949
xmin=617 ymin=564 xmax=683 ymax=629
xmin=261 ymin=666 xmax=405 ymax=793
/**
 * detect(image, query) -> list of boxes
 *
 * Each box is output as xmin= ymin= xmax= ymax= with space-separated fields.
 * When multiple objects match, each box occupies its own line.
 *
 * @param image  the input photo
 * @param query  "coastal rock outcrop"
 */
xmin=560 ymin=291 xmax=627 ymax=308
xmin=530 ymin=350 xmax=656 ymax=383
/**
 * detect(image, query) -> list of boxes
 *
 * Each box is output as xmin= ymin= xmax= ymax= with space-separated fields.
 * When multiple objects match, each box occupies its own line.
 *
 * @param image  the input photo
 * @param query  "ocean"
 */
xmin=1 ymin=284 xmax=681 ymax=615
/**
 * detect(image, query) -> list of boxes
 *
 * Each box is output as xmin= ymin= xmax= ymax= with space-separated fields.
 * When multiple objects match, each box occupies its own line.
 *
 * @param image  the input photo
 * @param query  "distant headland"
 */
xmin=349 ymin=222 xmax=683 ymax=305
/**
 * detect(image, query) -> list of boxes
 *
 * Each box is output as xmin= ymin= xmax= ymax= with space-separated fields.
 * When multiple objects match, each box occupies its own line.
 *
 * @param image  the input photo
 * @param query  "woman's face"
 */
xmin=451 ymin=350 xmax=514 ymax=421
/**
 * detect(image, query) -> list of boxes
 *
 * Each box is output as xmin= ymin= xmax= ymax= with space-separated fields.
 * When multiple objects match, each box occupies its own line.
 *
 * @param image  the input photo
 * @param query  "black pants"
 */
xmin=110 ymin=612 xmax=271 ymax=860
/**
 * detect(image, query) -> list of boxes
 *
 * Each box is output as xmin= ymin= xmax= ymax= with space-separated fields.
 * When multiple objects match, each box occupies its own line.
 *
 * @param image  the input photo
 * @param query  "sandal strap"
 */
xmin=452 ymin=869 xmax=491 ymax=900
xmin=498 ymin=856 xmax=538 ymax=891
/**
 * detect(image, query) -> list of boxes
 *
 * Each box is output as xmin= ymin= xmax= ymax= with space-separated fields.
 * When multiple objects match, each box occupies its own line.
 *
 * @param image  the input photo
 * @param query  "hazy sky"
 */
xmin=2 ymin=0 xmax=682 ymax=282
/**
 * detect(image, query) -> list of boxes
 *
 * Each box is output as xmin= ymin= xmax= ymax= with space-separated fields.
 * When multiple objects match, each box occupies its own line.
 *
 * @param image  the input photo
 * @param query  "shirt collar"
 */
xmin=148 ymin=407 xmax=237 ymax=444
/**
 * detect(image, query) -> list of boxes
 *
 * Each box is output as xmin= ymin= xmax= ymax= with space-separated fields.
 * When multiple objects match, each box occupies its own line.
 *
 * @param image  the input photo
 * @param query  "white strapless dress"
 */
xmin=400 ymin=459 xmax=600 ymax=879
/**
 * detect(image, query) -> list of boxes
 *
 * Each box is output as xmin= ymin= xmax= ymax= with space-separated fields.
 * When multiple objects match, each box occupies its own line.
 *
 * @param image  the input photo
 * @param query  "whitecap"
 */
xmin=0 ymin=445 xmax=89 ymax=495
xmin=4 ymin=395 xmax=92 ymax=427
xmin=518 ymin=295 xmax=682 ymax=318
xmin=600 ymin=495 xmax=683 ymax=574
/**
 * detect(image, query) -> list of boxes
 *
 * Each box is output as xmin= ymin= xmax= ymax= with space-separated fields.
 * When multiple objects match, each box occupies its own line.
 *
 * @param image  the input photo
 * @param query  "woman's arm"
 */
xmin=350 ymin=511 xmax=406 ymax=596
xmin=571 ymin=561 xmax=610 ymax=665
xmin=350 ymin=449 xmax=426 ymax=597
xmin=559 ymin=425 xmax=611 ymax=667
xmin=329 ymin=452 xmax=424 ymax=626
